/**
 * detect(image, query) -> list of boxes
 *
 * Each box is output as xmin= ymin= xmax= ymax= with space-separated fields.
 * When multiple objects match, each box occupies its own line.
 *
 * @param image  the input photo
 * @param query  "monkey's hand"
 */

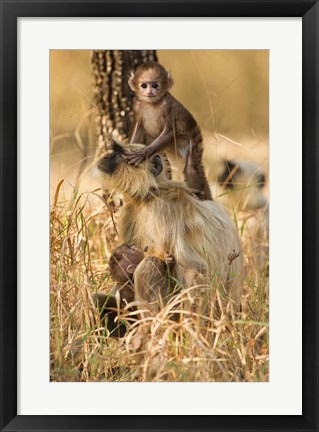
xmin=164 ymin=253 xmax=175 ymax=268
xmin=123 ymin=148 xmax=149 ymax=166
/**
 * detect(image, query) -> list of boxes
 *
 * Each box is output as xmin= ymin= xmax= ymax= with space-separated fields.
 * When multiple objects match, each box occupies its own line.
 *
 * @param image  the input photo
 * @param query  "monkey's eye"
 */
xmin=152 ymin=83 xmax=159 ymax=89
xmin=141 ymin=83 xmax=147 ymax=89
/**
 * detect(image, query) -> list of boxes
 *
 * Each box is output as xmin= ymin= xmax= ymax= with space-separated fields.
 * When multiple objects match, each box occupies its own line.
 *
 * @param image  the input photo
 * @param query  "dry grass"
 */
xmin=50 ymin=176 xmax=269 ymax=382
xmin=50 ymin=50 xmax=269 ymax=382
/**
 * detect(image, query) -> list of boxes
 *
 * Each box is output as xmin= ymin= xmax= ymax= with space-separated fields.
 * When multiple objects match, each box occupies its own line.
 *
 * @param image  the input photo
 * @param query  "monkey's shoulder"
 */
xmin=166 ymin=93 xmax=199 ymax=132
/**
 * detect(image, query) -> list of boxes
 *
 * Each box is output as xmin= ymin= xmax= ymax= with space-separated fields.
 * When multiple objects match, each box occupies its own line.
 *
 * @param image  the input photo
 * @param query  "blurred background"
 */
xmin=50 ymin=50 xmax=269 ymax=202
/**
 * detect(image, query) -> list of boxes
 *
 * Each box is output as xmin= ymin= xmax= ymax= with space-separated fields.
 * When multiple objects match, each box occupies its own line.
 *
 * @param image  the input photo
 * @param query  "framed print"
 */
xmin=0 ymin=1 xmax=318 ymax=431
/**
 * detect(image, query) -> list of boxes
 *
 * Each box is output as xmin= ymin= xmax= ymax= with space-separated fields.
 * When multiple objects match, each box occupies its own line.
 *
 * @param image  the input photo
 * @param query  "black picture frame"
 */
xmin=0 ymin=1 xmax=318 ymax=431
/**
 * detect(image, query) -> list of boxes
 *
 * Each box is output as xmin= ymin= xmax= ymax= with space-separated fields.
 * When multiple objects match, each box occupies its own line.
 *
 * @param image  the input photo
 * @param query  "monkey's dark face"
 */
xmin=217 ymin=159 xmax=267 ymax=210
xmin=97 ymin=142 xmax=124 ymax=175
xmin=97 ymin=141 xmax=164 ymax=200
xmin=218 ymin=160 xmax=266 ymax=191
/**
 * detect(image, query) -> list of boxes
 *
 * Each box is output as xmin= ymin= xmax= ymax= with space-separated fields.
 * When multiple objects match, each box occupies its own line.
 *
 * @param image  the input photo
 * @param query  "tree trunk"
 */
xmin=92 ymin=50 xmax=157 ymax=148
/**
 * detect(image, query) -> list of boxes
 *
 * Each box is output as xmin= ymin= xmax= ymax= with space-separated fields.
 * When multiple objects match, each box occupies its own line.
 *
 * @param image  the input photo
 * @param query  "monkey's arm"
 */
xmin=129 ymin=121 xmax=144 ymax=144
xmin=124 ymin=127 xmax=174 ymax=166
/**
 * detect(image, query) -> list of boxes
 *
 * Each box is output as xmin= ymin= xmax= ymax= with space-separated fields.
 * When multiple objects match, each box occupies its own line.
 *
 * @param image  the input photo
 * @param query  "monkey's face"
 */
xmin=98 ymin=141 xmax=164 ymax=200
xmin=135 ymin=71 xmax=165 ymax=103
xmin=97 ymin=141 xmax=124 ymax=175
xmin=109 ymin=244 xmax=143 ymax=283
xmin=128 ymin=65 xmax=174 ymax=104
xmin=217 ymin=160 xmax=267 ymax=210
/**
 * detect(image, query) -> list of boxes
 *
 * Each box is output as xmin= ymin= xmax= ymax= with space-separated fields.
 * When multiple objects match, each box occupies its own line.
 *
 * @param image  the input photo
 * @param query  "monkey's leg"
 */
xmin=184 ymin=141 xmax=213 ymax=201
xmin=134 ymin=255 xmax=178 ymax=315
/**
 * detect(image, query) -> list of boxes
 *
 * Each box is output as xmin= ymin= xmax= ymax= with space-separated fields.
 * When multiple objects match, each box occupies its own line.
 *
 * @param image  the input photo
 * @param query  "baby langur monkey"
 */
xmin=91 ymin=244 xmax=174 ymax=337
xmin=109 ymin=243 xmax=144 ymax=304
xmin=125 ymin=61 xmax=212 ymax=201
xmin=92 ymin=244 xmax=176 ymax=337
xmin=91 ymin=244 xmax=142 ymax=337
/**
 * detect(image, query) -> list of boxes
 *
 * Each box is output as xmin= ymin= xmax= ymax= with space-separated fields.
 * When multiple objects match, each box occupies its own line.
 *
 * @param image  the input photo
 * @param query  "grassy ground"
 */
xmin=50 ymin=50 xmax=269 ymax=382
xmin=50 ymin=161 xmax=269 ymax=382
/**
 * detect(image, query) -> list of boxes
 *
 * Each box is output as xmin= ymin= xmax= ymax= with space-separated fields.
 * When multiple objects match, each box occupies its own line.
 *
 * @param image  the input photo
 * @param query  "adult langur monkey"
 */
xmin=94 ymin=138 xmax=243 ymax=326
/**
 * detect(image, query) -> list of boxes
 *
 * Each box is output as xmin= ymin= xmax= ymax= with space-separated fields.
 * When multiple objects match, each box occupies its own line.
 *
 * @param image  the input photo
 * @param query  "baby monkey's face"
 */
xmin=137 ymin=71 xmax=164 ymax=102
xmin=128 ymin=62 xmax=174 ymax=104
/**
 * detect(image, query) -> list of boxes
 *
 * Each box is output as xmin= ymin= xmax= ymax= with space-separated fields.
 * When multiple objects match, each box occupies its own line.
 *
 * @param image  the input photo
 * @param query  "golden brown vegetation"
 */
xmin=50 ymin=176 xmax=268 ymax=382
xmin=50 ymin=50 xmax=269 ymax=382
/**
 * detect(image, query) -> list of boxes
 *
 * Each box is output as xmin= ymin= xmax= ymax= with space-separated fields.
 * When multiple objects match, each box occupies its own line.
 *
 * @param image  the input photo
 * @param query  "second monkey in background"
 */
xmin=124 ymin=61 xmax=212 ymax=201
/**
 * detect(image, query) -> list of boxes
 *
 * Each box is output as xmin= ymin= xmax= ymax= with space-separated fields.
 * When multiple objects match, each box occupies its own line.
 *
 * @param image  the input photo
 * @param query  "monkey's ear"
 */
xmin=126 ymin=264 xmax=136 ymax=275
xmin=150 ymin=155 xmax=163 ymax=177
xmin=128 ymin=71 xmax=136 ymax=91
xmin=167 ymin=72 xmax=174 ymax=90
